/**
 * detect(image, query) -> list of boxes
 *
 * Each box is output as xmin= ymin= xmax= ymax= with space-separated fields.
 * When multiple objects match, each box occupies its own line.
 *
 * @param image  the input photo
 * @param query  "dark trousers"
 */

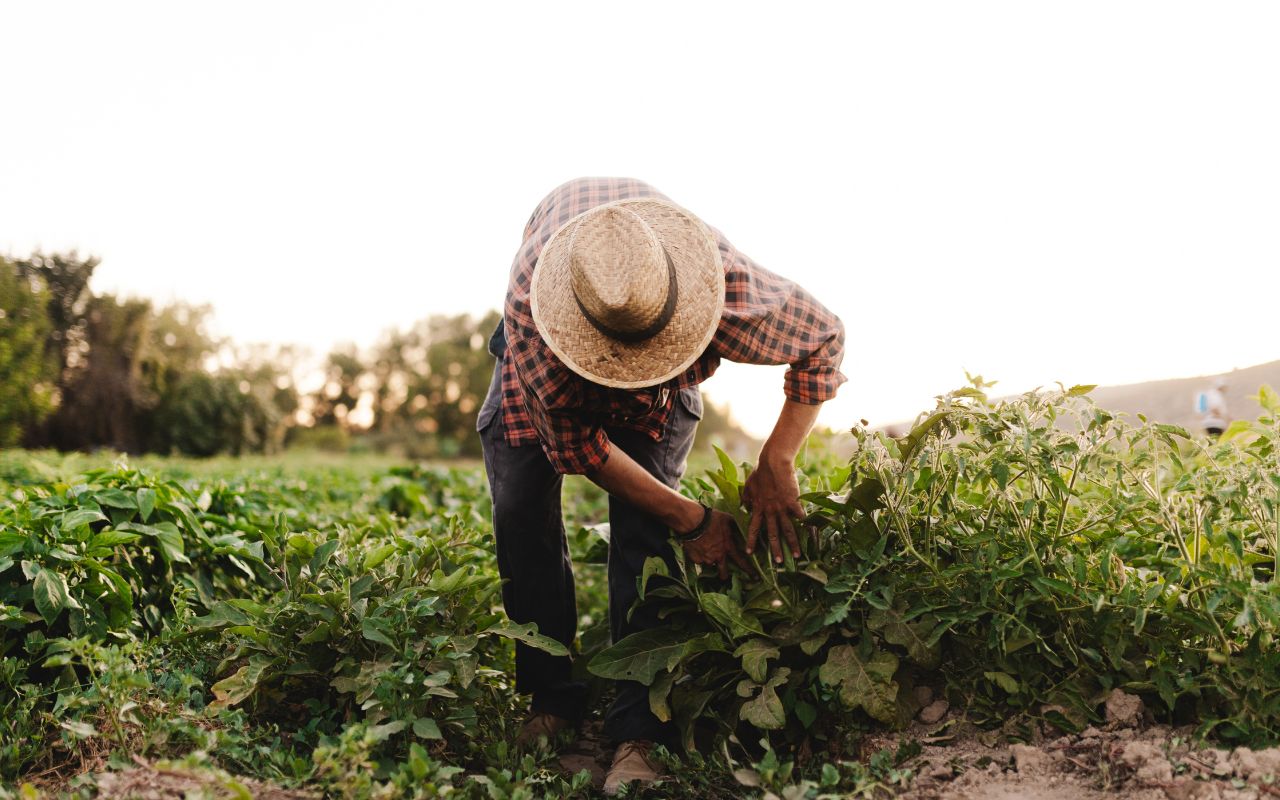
xmin=477 ymin=360 xmax=701 ymax=746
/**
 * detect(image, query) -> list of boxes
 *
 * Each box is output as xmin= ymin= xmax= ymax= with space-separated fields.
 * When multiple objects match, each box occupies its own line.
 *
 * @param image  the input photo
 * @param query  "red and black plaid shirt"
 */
xmin=500 ymin=177 xmax=846 ymax=475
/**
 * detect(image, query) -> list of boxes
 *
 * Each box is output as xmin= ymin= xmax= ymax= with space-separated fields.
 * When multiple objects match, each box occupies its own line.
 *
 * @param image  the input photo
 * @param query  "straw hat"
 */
xmin=530 ymin=197 xmax=725 ymax=389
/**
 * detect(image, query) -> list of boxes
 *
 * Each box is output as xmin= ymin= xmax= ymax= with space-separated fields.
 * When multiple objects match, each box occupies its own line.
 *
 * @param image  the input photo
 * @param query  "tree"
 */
xmin=14 ymin=251 xmax=99 ymax=382
xmin=45 ymin=294 xmax=155 ymax=451
xmin=309 ymin=345 xmax=366 ymax=429
xmin=365 ymin=311 xmax=499 ymax=457
xmin=0 ymin=258 xmax=55 ymax=446
xmin=147 ymin=342 xmax=300 ymax=456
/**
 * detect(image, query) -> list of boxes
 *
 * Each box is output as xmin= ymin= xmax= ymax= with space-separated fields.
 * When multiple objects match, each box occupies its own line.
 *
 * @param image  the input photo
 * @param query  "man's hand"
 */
xmin=681 ymin=510 xmax=753 ymax=579
xmin=743 ymin=456 xmax=805 ymax=563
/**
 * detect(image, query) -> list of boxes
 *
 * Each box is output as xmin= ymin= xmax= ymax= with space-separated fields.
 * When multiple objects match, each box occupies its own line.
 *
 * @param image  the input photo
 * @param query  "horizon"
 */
xmin=3 ymin=2 xmax=1278 ymax=438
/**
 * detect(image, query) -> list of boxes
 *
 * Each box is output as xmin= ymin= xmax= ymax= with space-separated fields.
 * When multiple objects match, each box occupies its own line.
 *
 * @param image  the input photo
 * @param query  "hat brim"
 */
xmin=531 ymin=197 xmax=725 ymax=389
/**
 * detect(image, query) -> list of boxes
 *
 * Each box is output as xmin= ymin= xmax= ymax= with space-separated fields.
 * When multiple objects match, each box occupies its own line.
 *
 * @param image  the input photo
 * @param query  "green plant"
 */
xmin=590 ymin=380 xmax=1280 ymax=753
xmin=189 ymin=511 xmax=567 ymax=762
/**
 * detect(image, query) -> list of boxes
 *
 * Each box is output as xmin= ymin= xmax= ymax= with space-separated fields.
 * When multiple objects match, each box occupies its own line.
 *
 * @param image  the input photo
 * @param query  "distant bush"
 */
xmin=286 ymin=424 xmax=352 ymax=453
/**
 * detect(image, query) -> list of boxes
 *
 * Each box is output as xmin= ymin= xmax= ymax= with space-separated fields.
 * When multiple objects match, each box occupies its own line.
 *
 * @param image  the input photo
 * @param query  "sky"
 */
xmin=2 ymin=2 xmax=1278 ymax=438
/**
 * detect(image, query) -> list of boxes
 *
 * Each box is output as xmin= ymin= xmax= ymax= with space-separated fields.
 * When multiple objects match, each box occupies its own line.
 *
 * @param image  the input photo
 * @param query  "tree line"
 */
xmin=1 ymin=252 xmax=752 ymax=458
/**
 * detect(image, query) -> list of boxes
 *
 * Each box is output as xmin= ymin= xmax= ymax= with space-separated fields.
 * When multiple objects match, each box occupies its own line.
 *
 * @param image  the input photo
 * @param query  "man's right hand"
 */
xmin=681 ymin=510 xmax=753 ymax=580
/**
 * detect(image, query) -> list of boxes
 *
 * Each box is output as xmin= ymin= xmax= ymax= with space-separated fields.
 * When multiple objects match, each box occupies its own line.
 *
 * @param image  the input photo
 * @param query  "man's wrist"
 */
xmin=666 ymin=496 xmax=705 ymax=533
xmin=674 ymin=503 xmax=713 ymax=542
xmin=759 ymin=442 xmax=797 ymax=469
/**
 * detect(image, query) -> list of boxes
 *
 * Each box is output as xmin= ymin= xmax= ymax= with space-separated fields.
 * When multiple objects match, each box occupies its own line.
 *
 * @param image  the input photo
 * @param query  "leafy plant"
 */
xmin=591 ymin=380 xmax=1280 ymax=751
xmin=0 ymin=465 xmax=265 ymax=655
xmin=190 ymin=509 xmax=567 ymax=760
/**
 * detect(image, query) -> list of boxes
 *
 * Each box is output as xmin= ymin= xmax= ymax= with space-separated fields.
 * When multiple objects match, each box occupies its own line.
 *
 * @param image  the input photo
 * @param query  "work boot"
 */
xmin=514 ymin=711 xmax=574 ymax=752
xmin=603 ymin=740 xmax=666 ymax=796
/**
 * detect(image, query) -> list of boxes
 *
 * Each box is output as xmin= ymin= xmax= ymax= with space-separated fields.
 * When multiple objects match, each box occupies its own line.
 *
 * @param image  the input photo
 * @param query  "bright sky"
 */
xmin=3 ymin=2 xmax=1277 ymax=438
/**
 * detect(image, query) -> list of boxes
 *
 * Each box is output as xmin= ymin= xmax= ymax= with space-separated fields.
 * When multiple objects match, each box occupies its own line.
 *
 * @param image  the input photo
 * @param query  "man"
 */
xmin=1196 ymin=378 xmax=1229 ymax=437
xmin=476 ymin=178 xmax=845 ymax=795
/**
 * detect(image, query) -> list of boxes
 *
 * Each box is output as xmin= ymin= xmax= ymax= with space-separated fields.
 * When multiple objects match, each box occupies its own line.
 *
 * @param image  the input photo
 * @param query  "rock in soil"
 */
xmin=1121 ymin=741 xmax=1174 ymax=783
xmin=1229 ymin=746 xmax=1280 ymax=780
xmin=1010 ymin=743 xmax=1054 ymax=775
xmin=913 ymin=685 xmax=936 ymax=708
xmin=1106 ymin=689 xmax=1145 ymax=729
xmin=1162 ymin=780 xmax=1222 ymax=800
xmin=919 ymin=699 xmax=951 ymax=725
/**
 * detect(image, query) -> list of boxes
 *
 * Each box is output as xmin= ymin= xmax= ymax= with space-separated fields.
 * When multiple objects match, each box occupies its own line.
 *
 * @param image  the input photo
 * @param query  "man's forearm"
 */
xmin=760 ymin=399 xmax=823 ymax=465
xmin=587 ymin=441 xmax=704 ymax=533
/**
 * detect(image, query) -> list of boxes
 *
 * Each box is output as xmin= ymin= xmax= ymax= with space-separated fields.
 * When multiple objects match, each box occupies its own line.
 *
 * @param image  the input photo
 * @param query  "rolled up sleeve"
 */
xmin=536 ymin=412 xmax=612 ymax=475
xmin=513 ymin=365 xmax=611 ymax=475
xmin=712 ymin=238 xmax=847 ymax=404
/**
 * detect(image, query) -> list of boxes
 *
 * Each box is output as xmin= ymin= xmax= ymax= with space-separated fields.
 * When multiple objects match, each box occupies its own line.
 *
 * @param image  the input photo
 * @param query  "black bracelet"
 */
xmin=674 ymin=504 xmax=713 ymax=543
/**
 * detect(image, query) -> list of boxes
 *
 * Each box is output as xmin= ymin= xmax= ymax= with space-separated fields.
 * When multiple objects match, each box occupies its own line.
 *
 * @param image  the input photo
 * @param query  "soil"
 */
xmin=60 ymin=692 xmax=1280 ymax=798
xmin=554 ymin=691 xmax=1280 ymax=799
xmin=91 ymin=757 xmax=317 ymax=800
xmin=876 ymin=691 xmax=1280 ymax=800
xmin=558 ymin=720 xmax=613 ymax=789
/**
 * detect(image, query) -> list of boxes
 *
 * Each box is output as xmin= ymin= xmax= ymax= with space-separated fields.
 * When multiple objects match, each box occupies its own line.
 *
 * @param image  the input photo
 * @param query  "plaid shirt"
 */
xmin=499 ymin=177 xmax=846 ymax=475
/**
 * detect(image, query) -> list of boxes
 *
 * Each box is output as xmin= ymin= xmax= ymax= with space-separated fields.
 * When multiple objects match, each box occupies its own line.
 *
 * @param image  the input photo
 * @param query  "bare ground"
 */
xmin=52 ymin=692 xmax=1280 ymax=799
xmin=89 ymin=756 xmax=316 ymax=800
xmin=554 ymin=691 xmax=1280 ymax=799
xmin=876 ymin=691 xmax=1280 ymax=800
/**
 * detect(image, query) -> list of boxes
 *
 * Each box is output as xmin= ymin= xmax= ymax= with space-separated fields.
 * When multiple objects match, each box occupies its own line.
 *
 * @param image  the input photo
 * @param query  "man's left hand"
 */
xmin=742 ymin=456 xmax=805 ymax=563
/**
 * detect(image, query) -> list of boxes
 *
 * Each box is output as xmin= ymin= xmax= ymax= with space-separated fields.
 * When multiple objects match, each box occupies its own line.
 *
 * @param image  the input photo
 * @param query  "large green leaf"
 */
xmin=362 ymin=542 xmax=397 ymax=571
xmin=897 ymin=411 xmax=951 ymax=461
xmin=640 ymin=556 xmax=669 ymax=599
xmin=61 ymin=509 xmax=106 ymax=531
xmin=700 ymin=592 xmax=764 ymax=639
xmin=818 ymin=644 xmax=899 ymax=724
xmin=83 ymin=562 xmax=133 ymax=610
xmin=648 ymin=669 xmax=678 ymax=722
xmin=32 ymin=568 xmax=75 ymax=626
xmin=487 ymin=622 xmax=570 ymax=657
xmin=412 ymin=717 xmax=443 ymax=740
xmin=0 ymin=532 xmax=26 ymax=558
xmin=88 ymin=530 xmax=142 ymax=552
xmin=588 ymin=629 xmax=723 ymax=684
xmin=119 ymin=521 xmax=190 ymax=565
xmin=135 ymin=488 xmax=156 ymax=522
xmin=737 ymin=668 xmax=790 ymax=730
xmin=94 ymin=489 xmax=138 ymax=510
xmin=733 ymin=638 xmax=780 ymax=683
xmin=210 ymin=655 xmax=279 ymax=709
xmin=868 ymin=606 xmax=941 ymax=669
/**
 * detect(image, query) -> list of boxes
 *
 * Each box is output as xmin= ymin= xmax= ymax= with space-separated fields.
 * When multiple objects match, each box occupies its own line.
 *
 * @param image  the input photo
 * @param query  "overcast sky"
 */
xmin=3 ymin=2 xmax=1277 ymax=437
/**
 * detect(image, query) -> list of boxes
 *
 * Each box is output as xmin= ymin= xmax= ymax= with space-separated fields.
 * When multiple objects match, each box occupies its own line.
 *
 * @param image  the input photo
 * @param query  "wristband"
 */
xmin=675 ymin=503 xmax=713 ymax=543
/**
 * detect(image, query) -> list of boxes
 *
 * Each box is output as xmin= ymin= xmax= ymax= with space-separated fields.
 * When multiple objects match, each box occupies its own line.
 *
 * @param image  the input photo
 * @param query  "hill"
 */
xmin=847 ymin=360 xmax=1280 ymax=450
xmin=1086 ymin=359 xmax=1280 ymax=432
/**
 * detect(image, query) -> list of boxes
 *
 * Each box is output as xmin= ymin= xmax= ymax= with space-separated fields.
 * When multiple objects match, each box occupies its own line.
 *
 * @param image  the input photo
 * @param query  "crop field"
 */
xmin=3 ymin=382 xmax=1280 ymax=799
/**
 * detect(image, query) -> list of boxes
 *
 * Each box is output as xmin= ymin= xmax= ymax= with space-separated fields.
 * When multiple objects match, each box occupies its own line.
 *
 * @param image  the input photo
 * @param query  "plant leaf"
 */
xmin=210 ymin=655 xmax=277 ymax=709
xmin=738 ymin=668 xmax=790 ymax=730
xmin=61 ymin=509 xmax=106 ymax=531
xmin=984 ymin=670 xmax=1021 ymax=694
xmin=868 ymin=607 xmax=941 ymax=669
xmin=701 ymin=592 xmax=764 ymax=639
xmin=588 ymin=629 xmax=723 ymax=685
xmin=649 ymin=669 xmax=678 ymax=722
xmin=733 ymin=638 xmax=780 ymax=683
xmin=818 ymin=644 xmax=899 ymax=724
xmin=32 ymin=568 xmax=74 ymax=626
xmin=136 ymin=488 xmax=156 ymax=522
xmin=412 ymin=717 xmax=443 ymax=740
xmin=487 ymin=622 xmax=570 ymax=657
